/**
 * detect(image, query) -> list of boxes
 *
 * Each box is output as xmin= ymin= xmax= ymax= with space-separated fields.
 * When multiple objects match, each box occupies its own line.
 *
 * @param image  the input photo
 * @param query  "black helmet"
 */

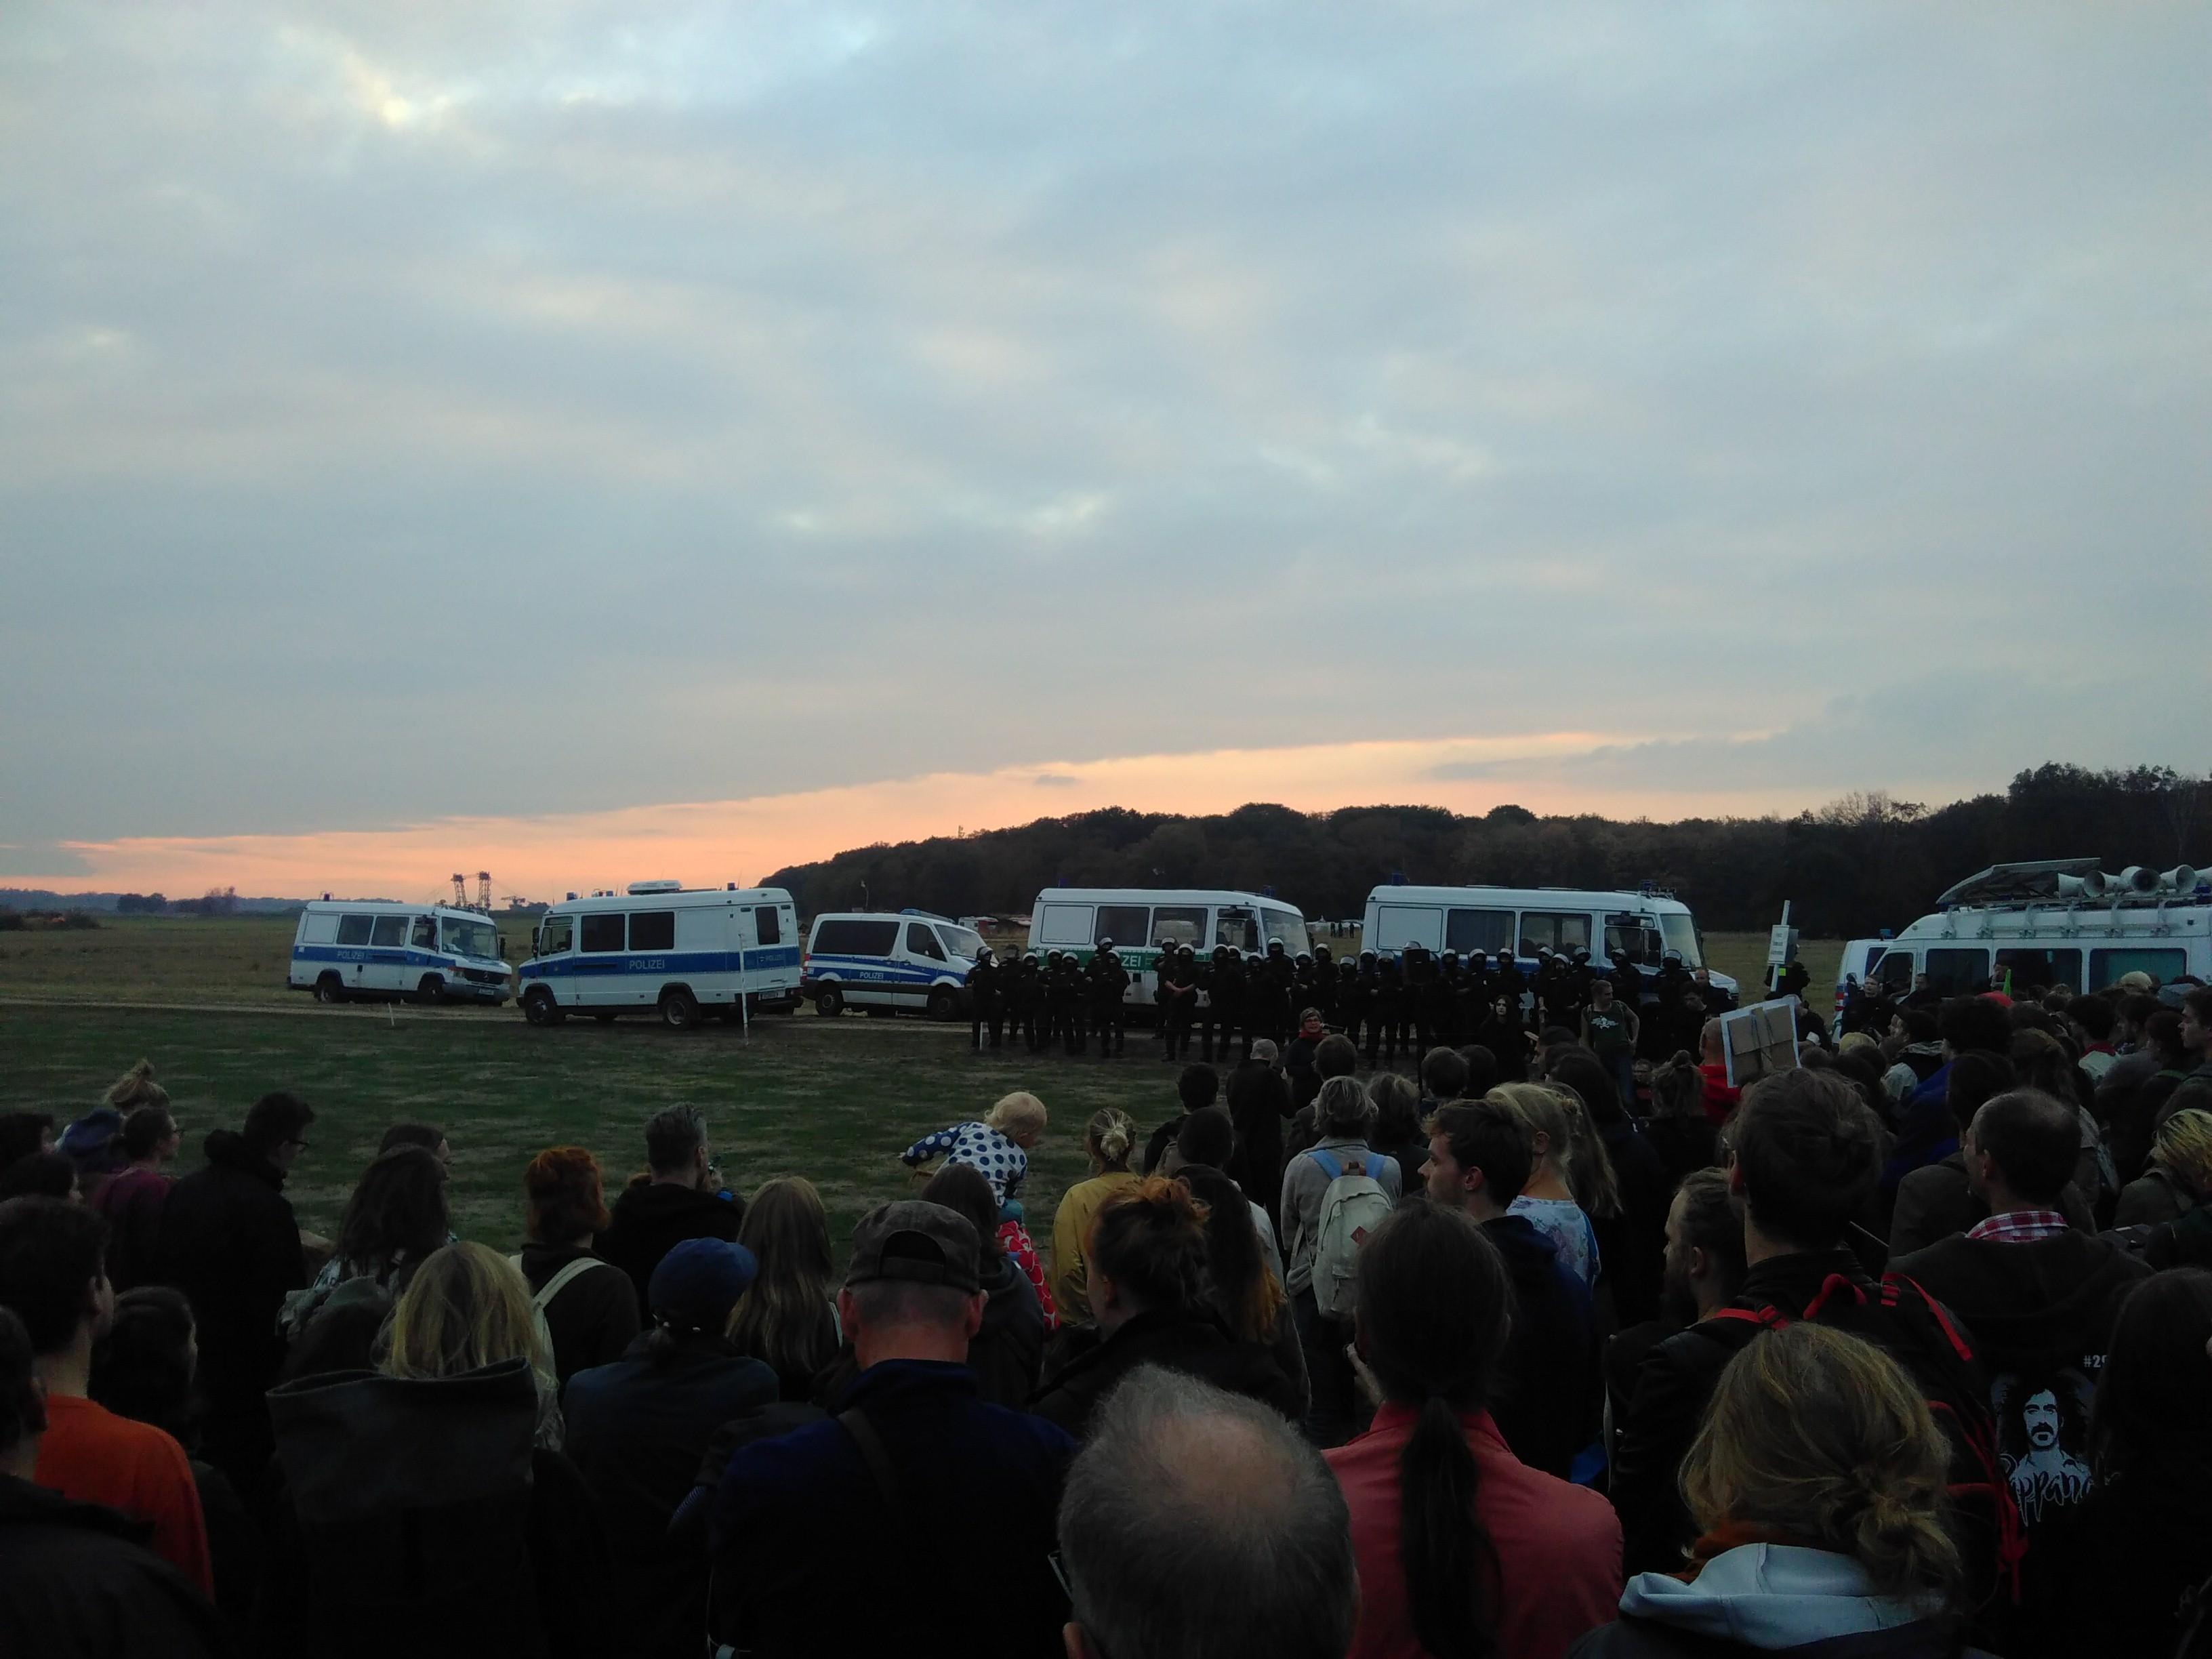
xmin=1338 ymin=958 xmax=1357 ymax=978
xmin=975 ymin=947 xmax=992 ymax=964
xmin=1267 ymin=940 xmax=1285 ymax=956
xmin=1295 ymin=952 xmax=1312 ymax=967
xmin=1179 ymin=944 xmax=1195 ymax=959
xmin=1359 ymin=949 xmax=1376 ymax=965
xmin=1097 ymin=937 xmax=1114 ymax=951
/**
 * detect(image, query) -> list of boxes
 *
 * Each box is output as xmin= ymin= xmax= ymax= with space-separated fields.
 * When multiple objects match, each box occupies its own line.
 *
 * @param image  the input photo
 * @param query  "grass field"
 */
xmin=0 ymin=915 xmax=1841 ymax=1262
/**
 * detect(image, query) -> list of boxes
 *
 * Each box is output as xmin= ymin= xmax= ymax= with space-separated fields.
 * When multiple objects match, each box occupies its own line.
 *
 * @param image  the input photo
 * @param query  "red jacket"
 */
xmin=1696 ymin=1063 xmax=1740 ymax=1126
xmin=1325 ymin=1405 xmax=1620 ymax=1659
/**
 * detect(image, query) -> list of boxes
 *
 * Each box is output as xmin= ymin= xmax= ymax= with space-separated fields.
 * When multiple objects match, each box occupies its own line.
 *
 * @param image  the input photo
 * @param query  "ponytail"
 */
xmin=1401 ymin=1391 xmax=1498 ymax=1659
xmin=1354 ymin=1204 xmax=1511 ymax=1659
xmin=1847 ymin=1486 xmax=1961 ymax=1611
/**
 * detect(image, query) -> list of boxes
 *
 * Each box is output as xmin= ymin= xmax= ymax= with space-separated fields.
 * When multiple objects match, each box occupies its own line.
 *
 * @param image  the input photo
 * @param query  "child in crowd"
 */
xmin=899 ymin=1091 xmax=1047 ymax=1212
xmin=899 ymin=1092 xmax=1056 ymax=1330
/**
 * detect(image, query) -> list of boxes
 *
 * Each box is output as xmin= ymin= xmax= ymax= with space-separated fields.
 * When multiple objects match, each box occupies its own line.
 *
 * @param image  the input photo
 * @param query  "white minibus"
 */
xmin=1360 ymin=883 xmax=1737 ymax=998
xmin=1843 ymin=859 xmax=2209 ymax=1005
xmin=802 ymin=910 xmax=990 ymax=1021
xmin=1025 ymin=888 xmax=1311 ymax=1008
xmin=515 ymin=881 xmax=801 ymax=1029
xmin=289 ymin=900 xmax=512 ymax=1006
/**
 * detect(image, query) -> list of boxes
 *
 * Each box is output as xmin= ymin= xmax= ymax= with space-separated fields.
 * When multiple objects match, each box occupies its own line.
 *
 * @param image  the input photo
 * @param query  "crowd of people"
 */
xmin=4 ymin=968 xmax=2212 ymax=1658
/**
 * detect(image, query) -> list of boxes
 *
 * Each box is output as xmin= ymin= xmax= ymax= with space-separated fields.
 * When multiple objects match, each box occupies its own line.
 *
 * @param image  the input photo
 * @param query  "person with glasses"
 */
xmin=154 ymin=1088 xmax=315 ymax=1502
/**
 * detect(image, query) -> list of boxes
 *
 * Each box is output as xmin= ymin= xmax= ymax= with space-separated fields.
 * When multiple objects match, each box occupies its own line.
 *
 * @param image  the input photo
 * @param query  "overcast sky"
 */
xmin=3 ymin=3 xmax=2207 ymax=899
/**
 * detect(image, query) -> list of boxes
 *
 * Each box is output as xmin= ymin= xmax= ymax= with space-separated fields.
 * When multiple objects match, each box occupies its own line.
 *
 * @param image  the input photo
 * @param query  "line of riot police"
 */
xmin=960 ymin=934 xmax=1735 ymax=1064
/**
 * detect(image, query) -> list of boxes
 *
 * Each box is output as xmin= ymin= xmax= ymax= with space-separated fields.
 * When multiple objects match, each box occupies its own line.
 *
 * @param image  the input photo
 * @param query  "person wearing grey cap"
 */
xmin=705 ymin=1201 xmax=1076 ymax=1659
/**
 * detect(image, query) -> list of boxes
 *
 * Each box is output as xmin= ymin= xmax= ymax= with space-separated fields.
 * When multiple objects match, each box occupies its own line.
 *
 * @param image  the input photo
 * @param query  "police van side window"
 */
xmin=337 ymin=914 xmax=375 ymax=946
xmin=1152 ymin=907 xmax=1207 ymax=947
xmin=2090 ymin=948 xmax=2186 ymax=988
xmin=580 ymin=914 xmax=626 ymax=954
xmin=907 ymin=923 xmax=947 ymax=961
xmin=1216 ymin=909 xmax=1259 ymax=951
xmin=1097 ymin=905 xmax=1151 ymax=947
xmin=1446 ymin=908 xmax=1513 ymax=957
xmin=539 ymin=915 xmax=574 ymax=956
xmin=411 ymin=917 xmax=436 ymax=949
xmin=1519 ymin=912 xmax=1592 ymax=956
xmin=755 ymin=906 xmax=781 ymax=946
xmin=371 ymin=916 xmax=409 ymax=948
xmin=629 ymin=912 xmax=675 ymax=951
xmin=1923 ymin=948 xmax=1988 ymax=994
xmin=815 ymin=919 xmax=901 ymax=956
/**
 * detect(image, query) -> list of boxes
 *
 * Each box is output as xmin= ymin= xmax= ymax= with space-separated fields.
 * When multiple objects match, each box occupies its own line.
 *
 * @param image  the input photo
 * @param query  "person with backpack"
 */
xmin=1607 ymin=1069 xmax=2015 ymax=1618
xmin=1281 ymin=1076 xmax=1401 ymax=1447
xmin=515 ymin=1147 xmax=639 ymax=1387
xmin=1574 ymin=1326 xmax=1986 ymax=1659
xmin=279 ymin=1147 xmax=447 ymax=1347
xmin=1890 ymin=1088 xmax=2148 ymax=1653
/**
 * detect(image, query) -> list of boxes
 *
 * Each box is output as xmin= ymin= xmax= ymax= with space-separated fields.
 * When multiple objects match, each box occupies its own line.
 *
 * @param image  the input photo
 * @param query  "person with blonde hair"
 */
xmin=1050 ymin=1107 xmax=1141 ymax=1322
xmin=383 ymin=1242 xmax=563 ymax=1448
xmin=2115 ymin=1106 xmax=2212 ymax=1227
xmin=1492 ymin=1083 xmax=1607 ymax=1290
xmin=899 ymin=1090 xmax=1045 ymax=1212
xmin=1573 ymin=1324 xmax=1969 ymax=1658
xmin=726 ymin=1175 xmax=841 ymax=1399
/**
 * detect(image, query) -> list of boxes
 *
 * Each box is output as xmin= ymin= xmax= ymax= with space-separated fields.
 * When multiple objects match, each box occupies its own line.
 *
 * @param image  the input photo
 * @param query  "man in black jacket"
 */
xmin=1225 ymin=1042 xmax=1295 ymax=1230
xmin=1892 ymin=1090 xmax=2149 ymax=1559
xmin=1422 ymin=1099 xmax=1595 ymax=1480
xmin=596 ymin=1105 xmax=745 ymax=1315
xmin=158 ymin=1088 xmax=314 ymax=1499
xmin=0 ymin=1305 xmax=228 ymax=1659
xmin=965 ymin=947 xmax=1002 ymax=1053
xmin=1609 ymin=1069 xmax=1994 ymax=1580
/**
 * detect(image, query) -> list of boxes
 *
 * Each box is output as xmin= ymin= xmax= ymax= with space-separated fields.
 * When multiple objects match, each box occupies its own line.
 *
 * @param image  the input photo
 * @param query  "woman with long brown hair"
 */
xmin=1326 ymin=1202 xmax=1620 ymax=1659
xmin=726 ymin=1175 xmax=840 ymax=1400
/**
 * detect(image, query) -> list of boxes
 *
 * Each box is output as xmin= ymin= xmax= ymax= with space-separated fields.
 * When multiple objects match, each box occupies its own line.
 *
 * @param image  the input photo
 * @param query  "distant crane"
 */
xmin=451 ymin=872 xmax=468 ymax=907
xmin=476 ymin=872 xmax=492 ymax=912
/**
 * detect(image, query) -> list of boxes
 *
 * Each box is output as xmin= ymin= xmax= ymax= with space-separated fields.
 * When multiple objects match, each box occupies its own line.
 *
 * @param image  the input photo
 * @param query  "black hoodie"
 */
xmin=0 ymin=1475 xmax=230 ymax=1658
xmin=159 ymin=1129 xmax=305 ymax=1493
xmin=595 ymin=1181 xmax=745 ymax=1315
xmin=1030 ymin=1307 xmax=1298 ymax=1439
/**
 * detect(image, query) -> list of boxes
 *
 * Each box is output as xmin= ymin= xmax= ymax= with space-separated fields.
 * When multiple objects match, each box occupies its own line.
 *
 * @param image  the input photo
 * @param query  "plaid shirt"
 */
xmin=1966 ymin=1209 xmax=2070 ymax=1244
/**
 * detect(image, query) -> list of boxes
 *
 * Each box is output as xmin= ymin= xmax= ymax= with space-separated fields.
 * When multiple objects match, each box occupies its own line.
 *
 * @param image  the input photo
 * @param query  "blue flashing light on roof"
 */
xmin=1389 ymin=871 xmax=1406 ymax=886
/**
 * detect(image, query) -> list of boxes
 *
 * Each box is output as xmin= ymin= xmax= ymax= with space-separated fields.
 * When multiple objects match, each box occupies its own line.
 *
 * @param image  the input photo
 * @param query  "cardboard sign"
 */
xmin=1722 ymin=998 xmax=1801 ymax=1088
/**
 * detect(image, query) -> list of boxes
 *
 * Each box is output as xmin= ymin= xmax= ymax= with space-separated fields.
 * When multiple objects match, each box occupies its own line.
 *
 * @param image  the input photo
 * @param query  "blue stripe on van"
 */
xmin=293 ymin=945 xmax=481 ymax=971
xmin=802 ymin=953 xmax=959 ymax=986
xmin=518 ymin=945 xmax=800 ymax=982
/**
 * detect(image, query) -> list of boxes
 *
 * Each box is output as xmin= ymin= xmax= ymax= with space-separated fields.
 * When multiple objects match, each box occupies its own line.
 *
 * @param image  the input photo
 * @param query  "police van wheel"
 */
xmin=926 ymin=987 xmax=959 ymax=1023
xmin=314 ymin=974 xmax=346 ymax=1005
xmin=523 ymin=987 xmax=565 ymax=1027
xmin=815 ymin=987 xmax=844 ymax=1018
xmin=659 ymin=988 xmax=701 ymax=1030
xmin=415 ymin=975 xmax=446 ymax=1006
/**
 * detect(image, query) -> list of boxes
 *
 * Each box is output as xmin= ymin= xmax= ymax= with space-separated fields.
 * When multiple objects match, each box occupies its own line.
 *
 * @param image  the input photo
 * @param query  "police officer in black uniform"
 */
xmin=1160 ymin=943 xmax=1199 ymax=1061
xmin=966 ymin=947 xmax=1002 ymax=1052
xmin=1260 ymin=941 xmax=1295 ymax=1049
xmin=1088 ymin=941 xmax=1129 ymax=1059
xmin=1335 ymin=957 xmax=1366 ymax=1057
xmin=1376 ymin=951 xmax=1408 ymax=1063
xmin=1309 ymin=943 xmax=1336 ymax=1027
xmin=1207 ymin=945 xmax=1245 ymax=1062
xmin=1050 ymin=950 xmax=1086 ymax=1055
xmin=1429 ymin=950 xmax=1464 ymax=1049
xmin=1005 ymin=952 xmax=1041 ymax=1052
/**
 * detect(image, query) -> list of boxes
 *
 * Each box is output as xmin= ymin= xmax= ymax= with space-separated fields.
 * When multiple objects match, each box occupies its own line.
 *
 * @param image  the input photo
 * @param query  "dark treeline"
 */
xmin=763 ymin=763 xmax=2210 ymax=939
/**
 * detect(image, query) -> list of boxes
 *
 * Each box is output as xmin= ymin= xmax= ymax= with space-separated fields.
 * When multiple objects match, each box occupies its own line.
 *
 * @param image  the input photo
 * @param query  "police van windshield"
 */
xmin=442 ymin=916 xmax=499 ymax=962
xmin=937 ymin=923 xmax=986 ymax=961
xmin=1660 ymin=914 xmax=1703 ymax=969
xmin=1263 ymin=910 xmax=1307 ymax=955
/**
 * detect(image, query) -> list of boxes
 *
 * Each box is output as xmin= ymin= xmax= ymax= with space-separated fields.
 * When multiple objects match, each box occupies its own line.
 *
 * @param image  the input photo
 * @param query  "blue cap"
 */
xmin=647 ymin=1237 xmax=758 ymax=1325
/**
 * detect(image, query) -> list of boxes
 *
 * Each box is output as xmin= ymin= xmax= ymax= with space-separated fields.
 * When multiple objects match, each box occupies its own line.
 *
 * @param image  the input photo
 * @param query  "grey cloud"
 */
xmin=3 ymin=4 xmax=2209 ymax=846
xmin=1033 ymin=773 xmax=1079 ymax=788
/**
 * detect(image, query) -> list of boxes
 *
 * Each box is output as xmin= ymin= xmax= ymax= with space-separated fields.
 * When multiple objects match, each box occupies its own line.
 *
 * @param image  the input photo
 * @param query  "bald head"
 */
xmin=1058 ymin=1367 xmax=1355 ymax=1659
xmin=1967 ymin=1088 xmax=2081 ymax=1209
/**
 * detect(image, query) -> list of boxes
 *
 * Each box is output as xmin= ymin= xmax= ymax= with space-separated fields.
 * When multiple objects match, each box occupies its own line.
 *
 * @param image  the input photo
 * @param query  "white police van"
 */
xmin=1844 ymin=859 xmax=2209 ymax=1004
xmin=1025 ymin=888 xmax=1312 ymax=1009
xmin=1360 ymin=882 xmax=1738 ymax=1000
xmin=516 ymin=881 xmax=802 ymax=1029
xmin=802 ymin=910 xmax=990 ymax=1021
xmin=289 ymin=900 xmax=512 ymax=1006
